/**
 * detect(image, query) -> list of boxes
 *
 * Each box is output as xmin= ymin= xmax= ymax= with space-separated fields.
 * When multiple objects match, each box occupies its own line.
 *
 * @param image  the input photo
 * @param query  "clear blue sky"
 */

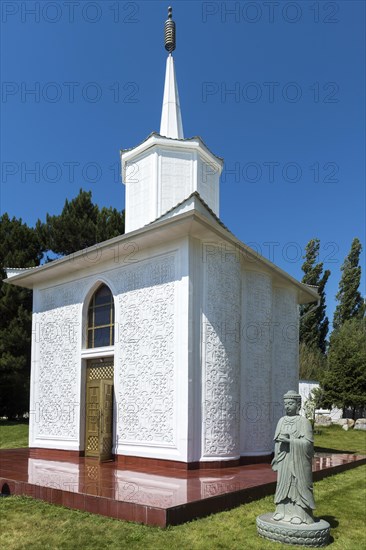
xmin=1 ymin=1 xmax=365 ymax=332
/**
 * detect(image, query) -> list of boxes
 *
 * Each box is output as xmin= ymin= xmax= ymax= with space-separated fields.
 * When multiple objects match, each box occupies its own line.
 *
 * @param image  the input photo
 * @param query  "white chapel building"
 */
xmin=6 ymin=14 xmax=318 ymax=468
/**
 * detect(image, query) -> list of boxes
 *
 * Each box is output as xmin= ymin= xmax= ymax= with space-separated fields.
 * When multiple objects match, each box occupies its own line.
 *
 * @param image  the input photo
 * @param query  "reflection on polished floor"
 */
xmin=1 ymin=449 xmax=365 ymax=527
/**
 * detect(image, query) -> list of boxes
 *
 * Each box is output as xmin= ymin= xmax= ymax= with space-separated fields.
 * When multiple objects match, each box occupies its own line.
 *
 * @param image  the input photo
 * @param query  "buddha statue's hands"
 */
xmin=276 ymin=434 xmax=290 ymax=443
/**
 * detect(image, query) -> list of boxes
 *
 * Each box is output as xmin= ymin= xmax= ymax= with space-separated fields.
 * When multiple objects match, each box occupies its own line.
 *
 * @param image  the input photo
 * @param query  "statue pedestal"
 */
xmin=256 ymin=513 xmax=330 ymax=547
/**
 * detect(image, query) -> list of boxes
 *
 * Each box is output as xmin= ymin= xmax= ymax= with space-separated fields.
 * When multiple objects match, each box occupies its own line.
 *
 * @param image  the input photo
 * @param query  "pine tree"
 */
xmin=0 ymin=214 xmax=44 ymax=418
xmin=37 ymin=189 xmax=98 ymax=256
xmin=333 ymin=238 xmax=365 ymax=330
xmin=300 ymin=239 xmax=330 ymax=354
xmin=321 ymin=318 xmax=366 ymax=417
xmin=96 ymin=206 xmax=126 ymax=243
xmin=36 ymin=189 xmax=125 ymax=257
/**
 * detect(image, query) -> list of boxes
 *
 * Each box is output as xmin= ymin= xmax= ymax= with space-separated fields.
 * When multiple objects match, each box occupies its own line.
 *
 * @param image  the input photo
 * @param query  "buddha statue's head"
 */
xmin=283 ymin=390 xmax=301 ymax=416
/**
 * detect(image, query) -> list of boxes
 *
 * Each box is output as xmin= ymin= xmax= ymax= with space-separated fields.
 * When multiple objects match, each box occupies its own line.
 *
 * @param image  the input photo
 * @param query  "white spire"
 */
xmin=160 ymin=54 xmax=184 ymax=139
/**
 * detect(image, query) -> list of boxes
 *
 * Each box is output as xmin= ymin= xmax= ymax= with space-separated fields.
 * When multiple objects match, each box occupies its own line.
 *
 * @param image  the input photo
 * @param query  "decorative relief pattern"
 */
xmin=35 ymin=280 xmax=84 ymax=441
xmin=241 ymin=271 xmax=273 ymax=454
xmin=202 ymin=248 xmax=241 ymax=457
xmin=117 ymin=255 xmax=176 ymax=445
xmin=38 ymin=281 xmax=85 ymax=312
xmin=257 ymin=514 xmax=330 ymax=547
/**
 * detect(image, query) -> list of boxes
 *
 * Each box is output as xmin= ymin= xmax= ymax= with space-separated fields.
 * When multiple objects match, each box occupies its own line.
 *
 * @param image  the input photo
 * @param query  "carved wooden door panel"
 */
xmin=85 ymin=359 xmax=114 ymax=460
xmin=99 ymin=380 xmax=114 ymax=461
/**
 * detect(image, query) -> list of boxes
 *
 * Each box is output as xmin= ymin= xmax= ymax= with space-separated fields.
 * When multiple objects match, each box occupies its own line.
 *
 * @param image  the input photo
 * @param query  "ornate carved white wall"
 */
xmin=29 ymin=234 xmax=301 ymax=463
xmin=116 ymin=254 xmax=177 ymax=447
xmin=241 ymin=271 xmax=273 ymax=456
xmin=202 ymin=247 xmax=241 ymax=459
xmin=32 ymin=280 xmax=85 ymax=444
xmin=31 ymin=249 xmax=181 ymax=457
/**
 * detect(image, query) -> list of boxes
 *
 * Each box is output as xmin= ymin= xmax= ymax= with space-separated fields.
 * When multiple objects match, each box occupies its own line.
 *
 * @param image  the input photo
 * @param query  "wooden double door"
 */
xmin=85 ymin=359 xmax=114 ymax=461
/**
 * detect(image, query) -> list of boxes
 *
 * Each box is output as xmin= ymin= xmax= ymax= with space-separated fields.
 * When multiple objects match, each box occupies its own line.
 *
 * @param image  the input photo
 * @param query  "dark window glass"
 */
xmin=94 ymin=305 xmax=111 ymax=327
xmin=87 ymin=284 xmax=114 ymax=348
xmin=95 ymin=285 xmax=113 ymax=306
xmin=94 ymin=327 xmax=111 ymax=348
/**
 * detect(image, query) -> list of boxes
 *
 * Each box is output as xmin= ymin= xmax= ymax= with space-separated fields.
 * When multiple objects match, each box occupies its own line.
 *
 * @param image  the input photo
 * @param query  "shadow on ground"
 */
xmin=319 ymin=515 xmax=339 ymax=529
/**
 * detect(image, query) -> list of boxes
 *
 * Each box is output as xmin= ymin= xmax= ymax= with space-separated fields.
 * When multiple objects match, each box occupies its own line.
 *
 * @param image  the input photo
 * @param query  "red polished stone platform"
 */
xmin=0 ymin=448 xmax=365 ymax=527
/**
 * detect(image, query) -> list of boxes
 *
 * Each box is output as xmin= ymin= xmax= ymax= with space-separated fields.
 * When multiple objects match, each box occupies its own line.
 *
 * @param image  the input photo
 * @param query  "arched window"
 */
xmin=87 ymin=284 xmax=114 ymax=348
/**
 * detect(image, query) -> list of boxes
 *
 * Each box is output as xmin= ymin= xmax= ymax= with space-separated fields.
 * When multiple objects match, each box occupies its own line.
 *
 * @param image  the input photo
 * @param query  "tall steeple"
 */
xmin=121 ymin=6 xmax=223 ymax=234
xmin=160 ymin=56 xmax=184 ymax=139
xmin=160 ymin=7 xmax=184 ymax=139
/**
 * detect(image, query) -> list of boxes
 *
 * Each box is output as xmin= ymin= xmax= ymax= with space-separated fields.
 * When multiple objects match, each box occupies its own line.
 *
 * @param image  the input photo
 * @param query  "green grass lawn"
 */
xmin=1 ymin=422 xmax=365 ymax=550
xmin=314 ymin=423 xmax=366 ymax=455
xmin=0 ymin=421 xmax=29 ymax=449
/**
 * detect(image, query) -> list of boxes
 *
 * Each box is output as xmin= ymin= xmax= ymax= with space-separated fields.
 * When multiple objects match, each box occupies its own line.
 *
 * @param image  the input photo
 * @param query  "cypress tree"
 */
xmin=333 ymin=238 xmax=364 ymax=330
xmin=300 ymin=238 xmax=330 ymax=354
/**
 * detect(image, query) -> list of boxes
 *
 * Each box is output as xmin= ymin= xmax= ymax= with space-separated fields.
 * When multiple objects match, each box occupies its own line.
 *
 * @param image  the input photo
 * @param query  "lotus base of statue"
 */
xmin=256 ymin=513 xmax=330 ymax=547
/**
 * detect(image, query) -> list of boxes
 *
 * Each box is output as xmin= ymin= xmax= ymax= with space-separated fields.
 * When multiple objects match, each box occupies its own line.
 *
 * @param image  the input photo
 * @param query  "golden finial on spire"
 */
xmin=164 ymin=6 xmax=176 ymax=53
